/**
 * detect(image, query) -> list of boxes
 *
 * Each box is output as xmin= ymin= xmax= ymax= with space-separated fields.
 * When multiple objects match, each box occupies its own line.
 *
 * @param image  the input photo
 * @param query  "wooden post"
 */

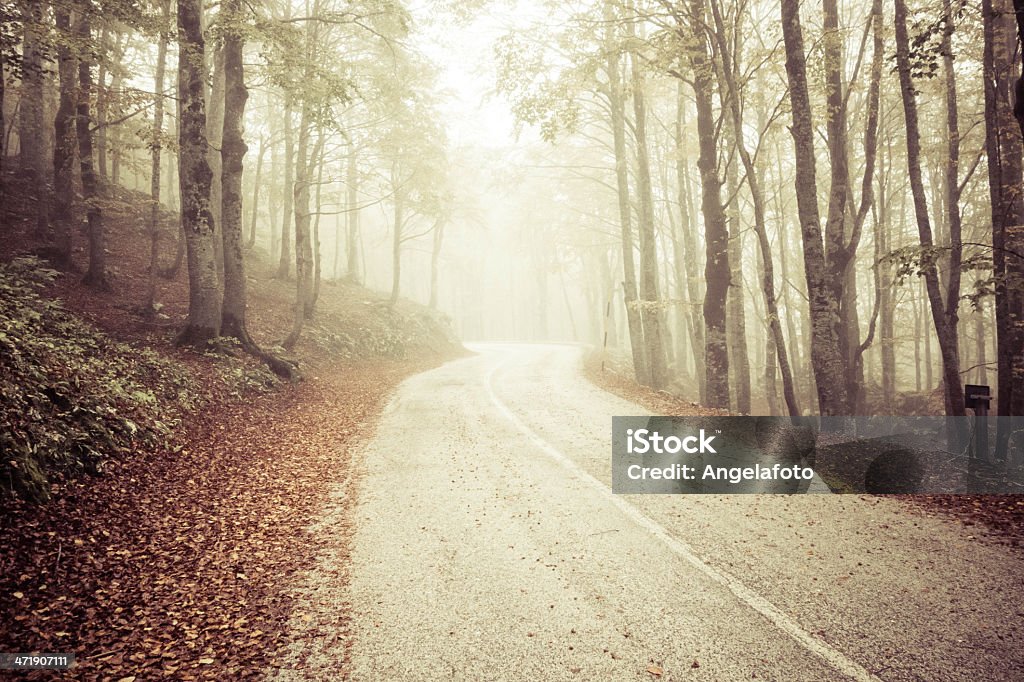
xmin=965 ymin=384 xmax=992 ymax=462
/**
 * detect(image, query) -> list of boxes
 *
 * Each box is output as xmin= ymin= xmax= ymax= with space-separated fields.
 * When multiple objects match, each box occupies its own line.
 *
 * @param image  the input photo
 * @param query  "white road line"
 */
xmin=483 ymin=356 xmax=880 ymax=682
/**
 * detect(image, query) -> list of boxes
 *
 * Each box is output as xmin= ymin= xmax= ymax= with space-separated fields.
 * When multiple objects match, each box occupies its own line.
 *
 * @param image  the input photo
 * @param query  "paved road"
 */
xmin=275 ymin=344 xmax=1024 ymax=681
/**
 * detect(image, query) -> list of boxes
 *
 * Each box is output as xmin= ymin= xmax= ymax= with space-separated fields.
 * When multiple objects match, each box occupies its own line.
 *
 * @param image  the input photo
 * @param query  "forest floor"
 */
xmin=0 ymin=169 xmax=465 ymax=679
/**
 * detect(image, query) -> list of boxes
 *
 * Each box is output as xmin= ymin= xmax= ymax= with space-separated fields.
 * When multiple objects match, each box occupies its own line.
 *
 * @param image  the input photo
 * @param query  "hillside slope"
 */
xmin=0 ymin=167 xmax=463 ymax=500
xmin=0 ymin=168 xmax=466 ymax=678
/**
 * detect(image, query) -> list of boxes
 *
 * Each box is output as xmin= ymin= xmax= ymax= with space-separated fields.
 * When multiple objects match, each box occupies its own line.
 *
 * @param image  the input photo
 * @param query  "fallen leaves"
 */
xmin=898 ymin=494 xmax=1024 ymax=547
xmin=0 ymin=357 xmax=444 ymax=681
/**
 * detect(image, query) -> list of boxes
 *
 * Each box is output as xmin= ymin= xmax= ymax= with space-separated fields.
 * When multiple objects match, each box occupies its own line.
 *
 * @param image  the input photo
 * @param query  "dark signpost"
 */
xmin=965 ymin=384 xmax=991 ymax=462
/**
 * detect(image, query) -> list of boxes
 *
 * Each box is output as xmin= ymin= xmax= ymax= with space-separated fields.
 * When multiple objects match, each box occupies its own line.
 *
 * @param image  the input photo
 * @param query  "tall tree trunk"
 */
xmin=96 ymin=24 xmax=109 ymax=179
xmin=389 ymin=164 xmax=403 ymax=307
xmin=668 ymin=207 xmax=693 ymax=384
xmin=285 ymin=122 xmax=314 ymax=343
xmin=247 ymin=135 xmax=265 ymax=248
xmin=894 ymin=0 xmax=966 ymax=422
xmin=276 ymin=96 xmax=294 ymax=279
xmin=311 ymin=138 xmax=325 ymax=312
xmin=780 ymin=0 xmax=848 ymax=415
xmin=345 ymin=146 xmax=360 ymax=283
xmin=18 ymin=0 xmax=46 ymax=235
xmin=220 ymin=0 xmax=250 ymax=342
xmin=333 ymin=195 xmax=342 ymax=280
xmin=627 ymin=10 xmax=669 ymax=389
xmin=1 ymin=39 xmax=5 ymax=204
xmin=725 ymin=161 xmax=750 ymax=413
xmin=283 ymin=86 xmax=316 ymax=348
xmin=269 ymin=109 xmax=280 ymax=262
xmin=76 ymin=10 xmax=107 ymax=290
xmin=941 ymin=0 xmax=964 ymax=397
xmin=708 ymin=0 xmax=798 ymax=416
xmin=1012 ymin=0 xmax=1024 ymax=138
xmin=216 ymin=1 xmax=294 ymax=378
xmin=430 ymin=219 xmax=446 ymax=309
xmin=984 ymin=0 xmax=1024 ymax=447
xmin=675 ymin=88 xmax=706 ymax=401
xmin=687 ymin=0 xmax=730 ymax=409
xmin=176 ymin=0 xmax=221 ymax=345
xmin=105 ymin=33 xmax=127 ymax=186
xmin=604 ymin=0 xmax=647 ymax=385
xmin=52 ymin=5 xmax=76 ymax=269
xmin=160 ymin=89 xmax=186 ymax=279
xmin=146 ymin=0 xmax=171 ymax=314
xmin=877 ymin=146 xmax=896 ymax=413
xmin=207 ymin=42 xmax=225 ymax=287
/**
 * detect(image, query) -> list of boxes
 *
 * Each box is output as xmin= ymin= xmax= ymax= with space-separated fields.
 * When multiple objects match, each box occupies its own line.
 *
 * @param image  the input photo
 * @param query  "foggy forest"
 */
xmin=2 ymin=0 xmax=1022 ymax=421
xmin=2 ymin=0 xmax=1024 ymax=679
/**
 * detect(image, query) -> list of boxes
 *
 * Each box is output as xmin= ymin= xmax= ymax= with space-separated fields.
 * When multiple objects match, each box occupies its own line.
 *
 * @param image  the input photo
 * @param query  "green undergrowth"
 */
xmin=309 ymin=303 xmax=461 ymax=360
xmin=0 ymin=257 xmax=277 ymax=502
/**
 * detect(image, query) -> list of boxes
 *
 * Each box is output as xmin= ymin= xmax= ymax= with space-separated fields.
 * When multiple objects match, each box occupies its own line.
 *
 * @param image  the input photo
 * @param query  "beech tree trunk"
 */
xmin=627 ymin=11 xmax=669 ymax=389
xmin=430 ymin=219 xmax=446 ymax=309
xmin=723 ymin=148 xmax=750 ymax=414
xmin=19 ymin=0 xmax=46 ymax=234
xmin=674 ymin=86 xmax=706 ymax=401
xmin=389 ymin=163 xmax=403 ymax=307
xmin=276 ymin=97 xmax=294 ymax=279
xmin=286 ymin=122 xmax=314 ymax=341
xmin=176 ymin=0 xmax=222 ymax=345
xmin=983 ymin=0 xmax=1024 ymax=449
xmin=52 ymin=6 xmax=76 ymax=269
xmin=780 ymin=0 xmax=848 ymax=415
xmin=345 ymin=147 xmax=361 ymax=283
xmin=146 ymin=0 xmax=171 ymax=313
xmin=894 ymin=0 xmax=966 ymax=424
xmin=708 ymin=0 xmax=799 ymax=417
xmin=603 ymin=0 xmax=648 ymax=385
xmin=76 ymin=11 xmax=107 ymax=290
xmin=311 ymin=140 xmax=325 ymax=312
xmin=220 ymin=0 xmax=250 ymax=341
xmin=1 ymin=39 xmax=5 ymax=203
xmin=248 ymin=135 xmax=266 ymax=248
xmin=687 ymin=0 xmax=730 ymax=409
xmin=160 ymin=89 xmax=186 ymax=279
xmin=207 ymin=42 xmax=225 ymax=286
xmin=877 ymin=146 xmax=896 ymax=413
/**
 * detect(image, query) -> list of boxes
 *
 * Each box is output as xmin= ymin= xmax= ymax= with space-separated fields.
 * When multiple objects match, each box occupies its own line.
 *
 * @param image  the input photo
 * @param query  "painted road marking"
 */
xmin=483 ymin=353 xmax=879 ymax=682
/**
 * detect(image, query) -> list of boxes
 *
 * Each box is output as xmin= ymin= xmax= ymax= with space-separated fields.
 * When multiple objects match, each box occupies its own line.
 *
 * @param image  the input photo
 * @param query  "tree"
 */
xmin=683 ymin=0 xmax=730 ymax=409
xmin=603 ymin=0 xmax=649 ymax=385
xmin=779 ymin=0 xmax=849 ymax=416
xmin=983 ymin=0 xmax=1024 ymax=440
xmin=626 ymin=3 xmax=669 ymax=390
xmin=893 ymin=0 xmax=966 ymax=425
xmin=707 ymin=0 xmax=799 ymax=417
xmin=52 ymin=4 xmax=76 ymax=269
xmin=77 ymin=5 xmax=108 ymax=290
xmin=219 ymin=0 xmax=251 ymax=341
xmin=176 ymin=0 xmax=222 ymax=345
xmin=145 ymin=0 xmax=171 ymax=314
xmin=17 ymin=0 xmax=47 ymax=235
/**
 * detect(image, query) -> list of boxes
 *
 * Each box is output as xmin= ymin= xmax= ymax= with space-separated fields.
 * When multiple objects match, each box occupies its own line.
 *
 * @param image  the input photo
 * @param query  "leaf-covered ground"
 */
xmin=0 ymin=165 xmax=463 ymax=679
xmin=0 ymin=356 xmax=440 ymax=680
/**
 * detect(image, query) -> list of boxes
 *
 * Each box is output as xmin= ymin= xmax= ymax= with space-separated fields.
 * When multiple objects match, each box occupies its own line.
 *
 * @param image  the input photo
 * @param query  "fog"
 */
xmin=6 ymin=0 xmax=1023 ymax=419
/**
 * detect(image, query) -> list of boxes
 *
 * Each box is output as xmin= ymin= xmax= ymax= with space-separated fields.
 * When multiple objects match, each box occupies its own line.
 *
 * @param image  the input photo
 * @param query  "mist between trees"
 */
xmin=1 ymin=0 xmax=1022 ymax=425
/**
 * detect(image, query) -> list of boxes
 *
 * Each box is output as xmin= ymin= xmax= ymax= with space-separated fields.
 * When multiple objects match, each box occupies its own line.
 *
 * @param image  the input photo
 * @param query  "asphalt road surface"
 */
xmin=273 ymin=343 xmax=1024 ymax=682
